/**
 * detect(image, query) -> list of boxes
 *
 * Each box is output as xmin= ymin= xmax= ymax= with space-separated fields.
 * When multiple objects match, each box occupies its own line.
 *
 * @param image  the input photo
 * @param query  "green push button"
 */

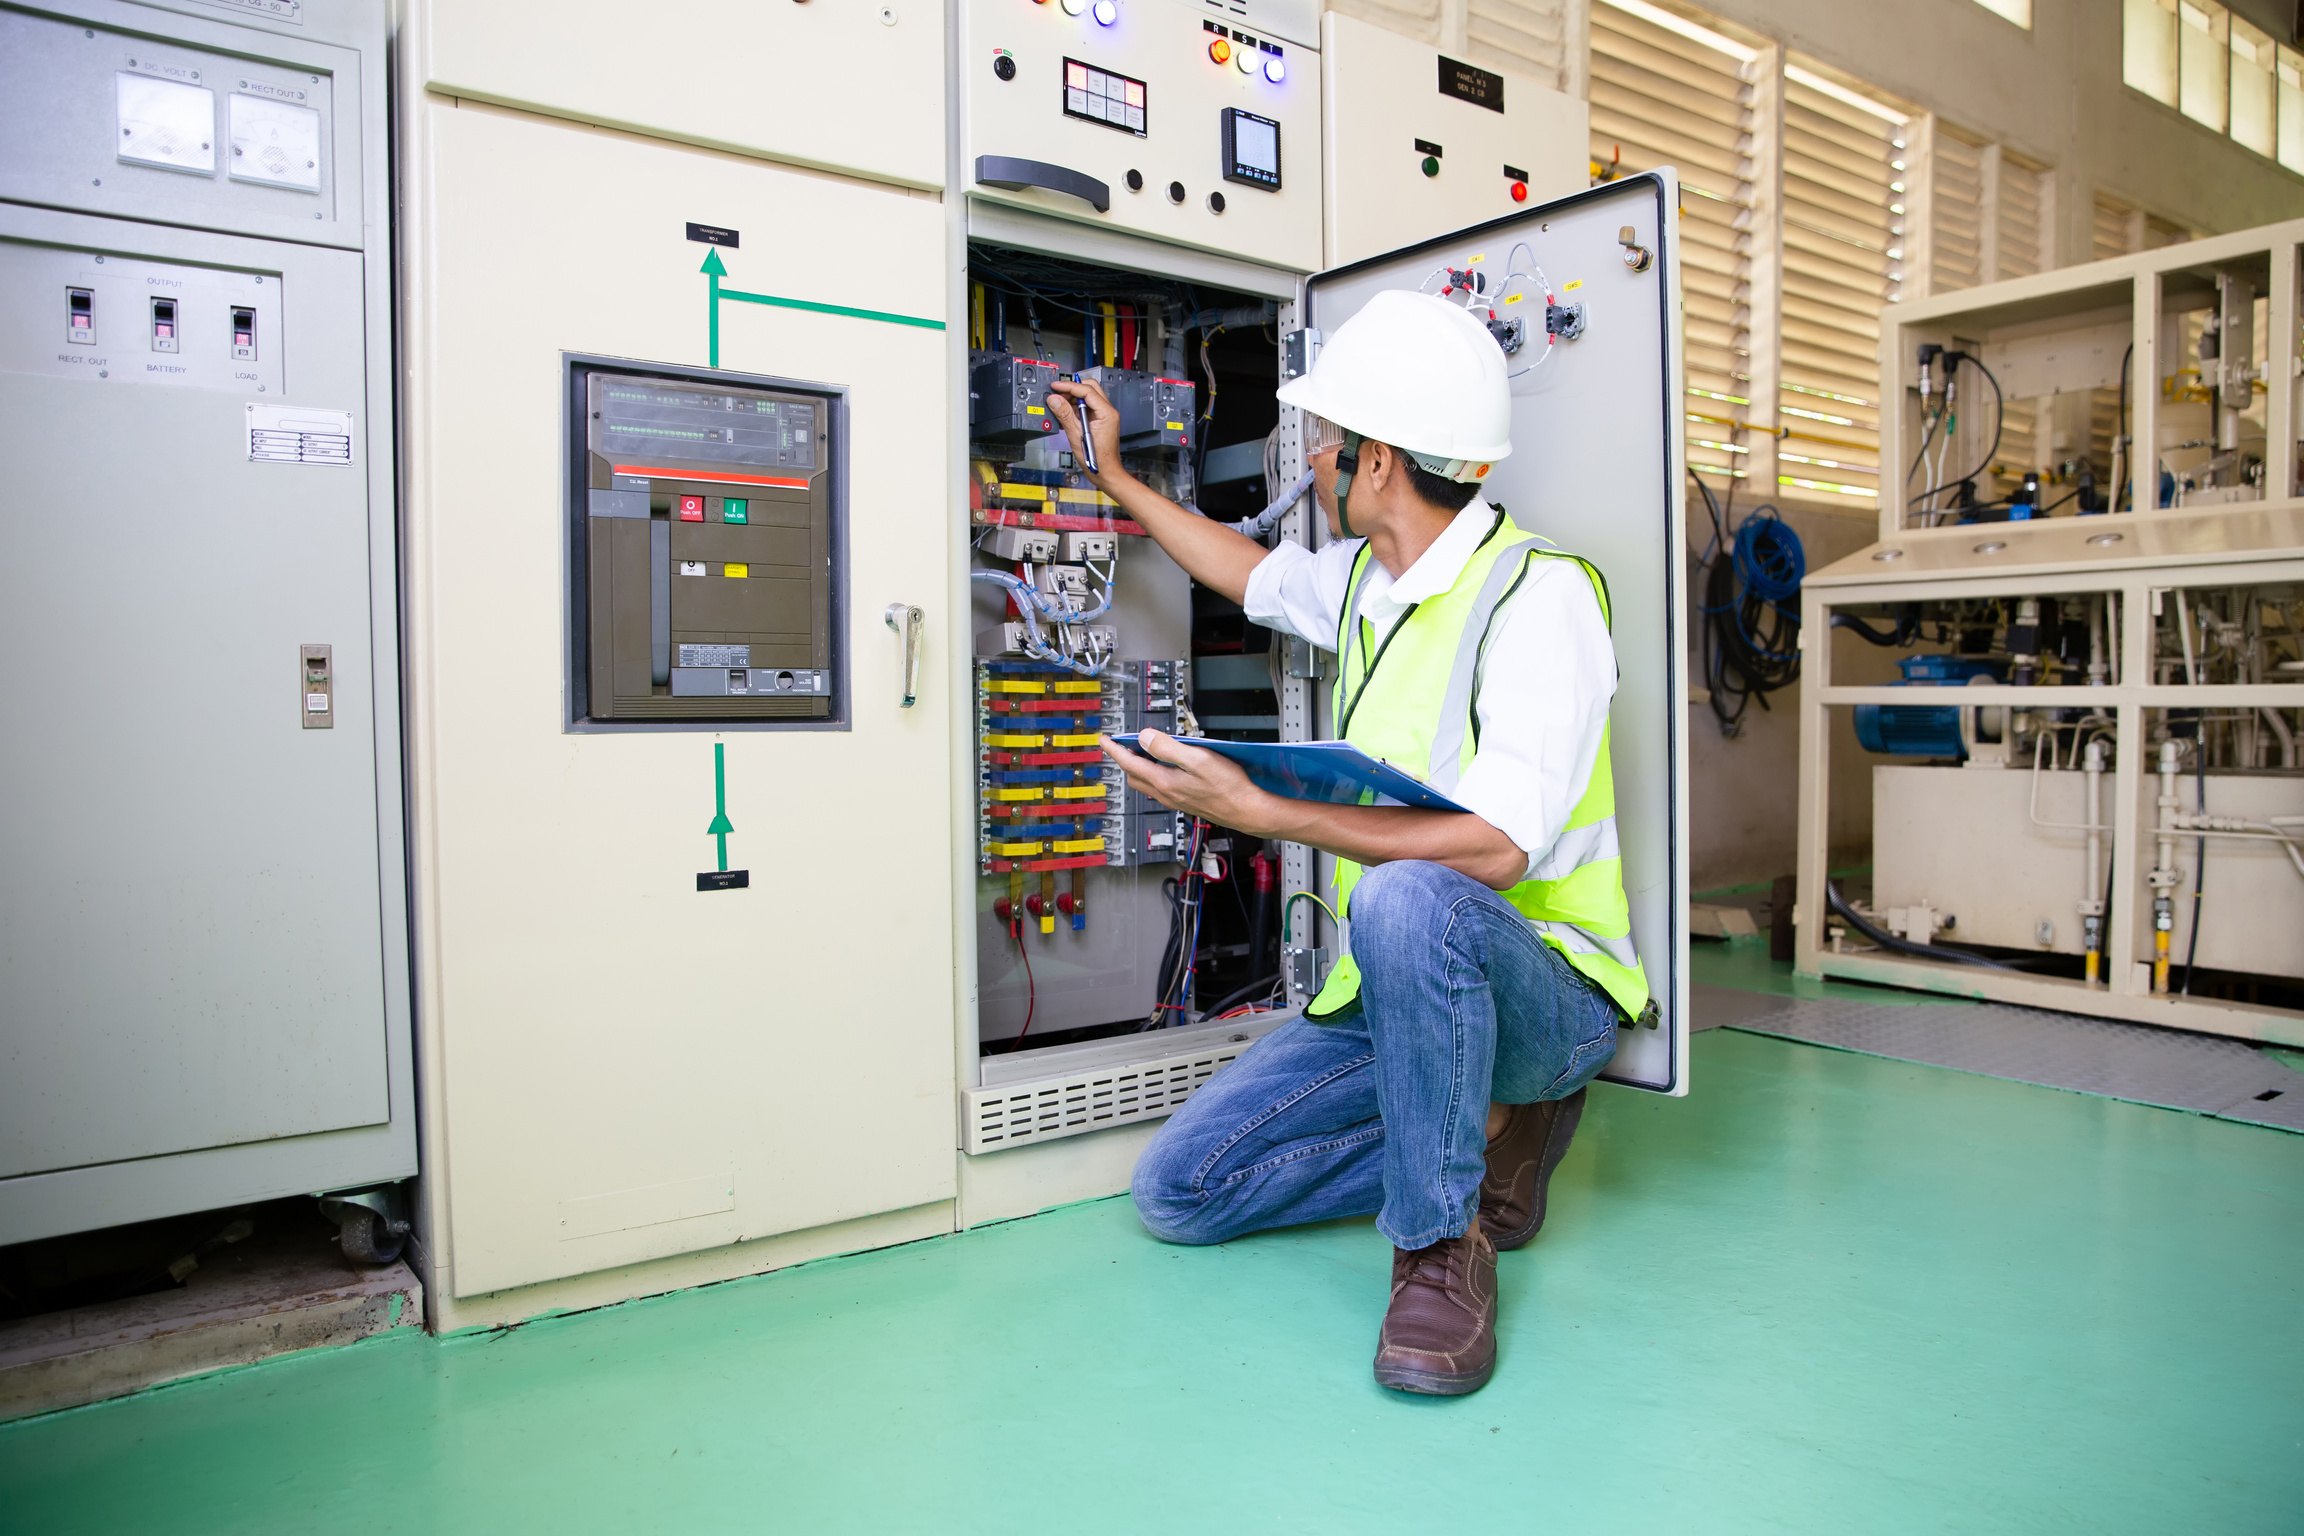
xmin=721 ymin=498 xmax=749 ymax=525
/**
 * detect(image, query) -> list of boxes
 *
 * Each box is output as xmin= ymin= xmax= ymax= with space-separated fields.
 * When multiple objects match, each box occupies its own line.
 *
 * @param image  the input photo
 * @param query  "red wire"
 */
xmin=1008 ymin=921 xmax=1037 ymax=1052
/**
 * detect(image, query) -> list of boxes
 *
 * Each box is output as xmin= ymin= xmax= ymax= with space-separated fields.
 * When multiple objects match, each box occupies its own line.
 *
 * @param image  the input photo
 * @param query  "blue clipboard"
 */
xmin=1107 ymin=735 xmax=1471 ymax=814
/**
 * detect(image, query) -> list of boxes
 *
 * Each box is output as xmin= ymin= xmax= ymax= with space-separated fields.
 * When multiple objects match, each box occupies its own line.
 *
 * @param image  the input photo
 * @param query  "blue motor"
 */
xmin=1854 ymin=655 xmax=2003 ymax=758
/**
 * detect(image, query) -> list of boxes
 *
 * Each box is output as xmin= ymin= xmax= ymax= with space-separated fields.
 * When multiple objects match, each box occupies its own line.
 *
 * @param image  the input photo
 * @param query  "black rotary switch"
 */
xmin=1126 ymin=168 xmax=1144 ymax=192
xmin=992 ymin=53 xmax=1016 ymax=80
xmin=1207 ymin=191 xmax=1226 ymax=214
xmin=1167 ymin=180 xmax=1185 ymax=203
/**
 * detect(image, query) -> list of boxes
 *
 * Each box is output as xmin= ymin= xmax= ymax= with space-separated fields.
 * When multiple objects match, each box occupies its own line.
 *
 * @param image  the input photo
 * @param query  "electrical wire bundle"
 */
xmin=1691 ymin=472 xmax=1804 ymax=736
xmin=1144 ymin=819 xmax=1210 ymax=1029
xmin=1906 ymin=348 xmax=2007 ymax=524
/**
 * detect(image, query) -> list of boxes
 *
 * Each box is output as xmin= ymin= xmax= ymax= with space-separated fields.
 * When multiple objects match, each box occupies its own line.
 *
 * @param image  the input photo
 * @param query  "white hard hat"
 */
xmin=1276 ymin=289 xmax=1512 ymax=482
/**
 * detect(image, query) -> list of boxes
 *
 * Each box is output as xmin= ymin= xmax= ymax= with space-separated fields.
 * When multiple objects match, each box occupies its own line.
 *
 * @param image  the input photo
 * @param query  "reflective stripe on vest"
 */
xmin=1307 ymin=511 xmax=1649 ymax=1023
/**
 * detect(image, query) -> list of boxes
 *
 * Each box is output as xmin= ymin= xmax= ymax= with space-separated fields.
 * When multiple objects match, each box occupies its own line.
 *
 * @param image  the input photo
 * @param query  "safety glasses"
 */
xmin=1303 ymin=411 xmax=1347 ymax=455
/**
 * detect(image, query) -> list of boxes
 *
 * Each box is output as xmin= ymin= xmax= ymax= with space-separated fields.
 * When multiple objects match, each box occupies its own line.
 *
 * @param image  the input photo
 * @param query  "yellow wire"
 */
xmin=971 ymin=282 xmax=986 ymax=352
xmin=1283 ymin=890 xmax=1341 ymax=942
xmin=1099 ymin=301 xmax=1116 ymax=367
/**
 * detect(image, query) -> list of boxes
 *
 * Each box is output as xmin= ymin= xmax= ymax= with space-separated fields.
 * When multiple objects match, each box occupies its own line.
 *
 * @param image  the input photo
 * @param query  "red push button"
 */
xmin=678 ymin=495 xmax=705 ymax=521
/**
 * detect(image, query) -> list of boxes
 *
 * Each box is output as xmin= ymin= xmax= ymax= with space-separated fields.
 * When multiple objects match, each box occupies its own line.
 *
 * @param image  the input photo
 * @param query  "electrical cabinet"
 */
xmin=960 ymin=0 xmax=1324 ymax=272
xmin=412 ymin=0 xmax=947 ymax=191
xmin=398 ymin=12 xmax=958 ymax=1308
xmin=1319 ymin=12 xmax=1590 ymax=268
xmin=0 ymin=0 xmax=410 ymax=1244
xmin=954 ymin=170 xmax=1691 ymax=1213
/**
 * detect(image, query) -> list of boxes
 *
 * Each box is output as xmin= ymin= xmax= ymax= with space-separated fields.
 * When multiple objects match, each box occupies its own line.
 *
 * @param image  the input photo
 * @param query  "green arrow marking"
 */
xmin=700 ymin=248 xmax=942 ymax=369
xmin=700 ymin=248 xmax=727 ymax=368
xmin=706 ymin=741 xmax=735 ymax=872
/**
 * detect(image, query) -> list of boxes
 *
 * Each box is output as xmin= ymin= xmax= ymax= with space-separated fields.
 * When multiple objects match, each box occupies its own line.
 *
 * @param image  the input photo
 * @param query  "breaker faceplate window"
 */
xmin=570 ymin=362 xmax=844 ymax=726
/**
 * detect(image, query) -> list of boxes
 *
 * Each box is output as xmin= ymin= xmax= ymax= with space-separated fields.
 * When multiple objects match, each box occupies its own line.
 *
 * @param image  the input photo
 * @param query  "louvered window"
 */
xmin=1325 ymin=0 xmax=1446 ymax=51
xmin=1466 ymin=0 xmax=1577 ymax=92
xmin=1588 ymin=0 xmax=1756 ymax=487
xmin=1777 ymin=61 xmax=1907 ymax=507
xmin=1323 ymin=0 xmax=1580 ymax=93
xmin=1931 ymin=130 xmax=1986 ymax=293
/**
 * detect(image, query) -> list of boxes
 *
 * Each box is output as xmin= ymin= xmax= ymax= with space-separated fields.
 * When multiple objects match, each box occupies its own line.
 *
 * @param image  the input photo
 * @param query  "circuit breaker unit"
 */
xmin=573 ymin=361 xmax=842 ymax=722
xmin=1079 ymin=365 xmax=1196 ymax=449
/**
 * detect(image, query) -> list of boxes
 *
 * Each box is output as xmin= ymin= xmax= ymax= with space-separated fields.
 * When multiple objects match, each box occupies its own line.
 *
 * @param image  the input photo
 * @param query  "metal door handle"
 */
xmin=885 ymin=603 xmax=924 ymax=708
xmin=974 ymin=155 xmax=1111 ymax=214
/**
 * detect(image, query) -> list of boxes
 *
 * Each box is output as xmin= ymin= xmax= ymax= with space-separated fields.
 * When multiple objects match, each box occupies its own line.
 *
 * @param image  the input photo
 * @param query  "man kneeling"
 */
xmin=1048 ymin=290 xmax=1646 ymax=1396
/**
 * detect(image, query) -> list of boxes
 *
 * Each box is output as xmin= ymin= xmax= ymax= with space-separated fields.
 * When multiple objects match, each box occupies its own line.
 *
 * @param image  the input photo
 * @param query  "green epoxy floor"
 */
xmin=6 ymin=1024 xmax=2303 ymax=1531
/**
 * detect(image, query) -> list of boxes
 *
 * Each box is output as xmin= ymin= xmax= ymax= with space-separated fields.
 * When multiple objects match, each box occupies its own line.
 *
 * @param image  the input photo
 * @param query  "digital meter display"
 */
xmin=1221 ymin=108 xmax=1281 ymax=190
xmin=593 ymin=381 xmax=816 ymax=471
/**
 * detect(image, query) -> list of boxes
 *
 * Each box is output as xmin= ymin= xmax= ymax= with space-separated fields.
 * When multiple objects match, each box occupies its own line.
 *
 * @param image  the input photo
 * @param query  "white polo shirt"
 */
xmin=1240 ymin=496 xmax=1617 ymax=883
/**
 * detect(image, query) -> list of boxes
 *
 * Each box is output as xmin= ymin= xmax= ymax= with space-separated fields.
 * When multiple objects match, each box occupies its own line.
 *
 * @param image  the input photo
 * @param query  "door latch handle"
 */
xmin=885 ymin=603 xmax=924 ymax=708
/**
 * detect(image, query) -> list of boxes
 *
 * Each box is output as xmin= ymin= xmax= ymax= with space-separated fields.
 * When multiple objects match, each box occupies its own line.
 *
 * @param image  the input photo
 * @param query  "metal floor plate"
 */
xmin=1711 ymin=994 xmax=2304 ymax=1134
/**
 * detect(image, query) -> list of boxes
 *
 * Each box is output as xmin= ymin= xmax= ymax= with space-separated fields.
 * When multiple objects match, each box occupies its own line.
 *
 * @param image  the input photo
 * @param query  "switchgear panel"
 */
xmin=571 ymin=358 xmax=844 ymax=725
xmin=0 ymin=0 xmax=408 ymax=1245
xmin=961 ymin=0 xmax=1323 ymax=270
xmin=1319 ymin=12 xmax=1590 ymax=268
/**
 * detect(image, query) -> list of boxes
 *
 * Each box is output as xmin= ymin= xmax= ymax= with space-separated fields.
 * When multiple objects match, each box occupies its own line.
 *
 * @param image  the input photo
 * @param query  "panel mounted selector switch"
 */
xmin=230 ymin=305 xmax=257 ymax=360
xmin=67 ymin=288 xmax=96 ymax=346
xmin=300 ymin=644 xmax=333 ymax=729
xmin=151 ymin=297 xmax=179 ymax=353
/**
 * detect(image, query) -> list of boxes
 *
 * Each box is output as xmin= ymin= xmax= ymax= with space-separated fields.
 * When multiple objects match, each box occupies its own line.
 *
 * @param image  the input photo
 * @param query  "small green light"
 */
xmin=721 ymin=498 xmax=749 ymax=524
xmin=1421 ymin=156 xmax=1440 ymax=178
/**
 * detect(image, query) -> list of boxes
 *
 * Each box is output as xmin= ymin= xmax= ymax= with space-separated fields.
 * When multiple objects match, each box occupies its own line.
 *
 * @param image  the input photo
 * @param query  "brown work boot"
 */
xmin=1372 ymin=1219 xmax=1497 ymax=1396
xmin=1479 ymin=1087 xmax=1587 ymax=1252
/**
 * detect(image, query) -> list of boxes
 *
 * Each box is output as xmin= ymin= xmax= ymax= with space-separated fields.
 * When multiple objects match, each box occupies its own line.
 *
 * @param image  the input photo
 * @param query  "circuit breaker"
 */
xmin=573 ymin=360 xmax=843 ymax=723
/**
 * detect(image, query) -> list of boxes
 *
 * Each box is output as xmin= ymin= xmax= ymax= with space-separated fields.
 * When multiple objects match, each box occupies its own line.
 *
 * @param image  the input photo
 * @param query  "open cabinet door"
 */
xmin=1302 ymin=171 xmax=1689 ymax=1094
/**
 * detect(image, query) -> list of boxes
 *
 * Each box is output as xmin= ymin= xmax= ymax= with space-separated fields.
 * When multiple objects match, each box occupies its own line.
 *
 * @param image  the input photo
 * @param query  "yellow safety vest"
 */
xmin=1307 ymin=508 xmax=1650 ymax=1022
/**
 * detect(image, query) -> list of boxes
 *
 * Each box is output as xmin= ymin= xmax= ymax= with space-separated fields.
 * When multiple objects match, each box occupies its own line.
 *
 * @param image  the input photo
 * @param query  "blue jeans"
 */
xmin=1132 ymin=860 xmax=1623 ymax=1251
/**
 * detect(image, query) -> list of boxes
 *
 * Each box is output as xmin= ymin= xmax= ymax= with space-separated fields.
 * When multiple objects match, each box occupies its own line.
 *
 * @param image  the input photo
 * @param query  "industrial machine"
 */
xmin=0 ymin=0 xmax=411 ymax=1251
xmin=1796 ymin=220 xmax=2304 ymax=1042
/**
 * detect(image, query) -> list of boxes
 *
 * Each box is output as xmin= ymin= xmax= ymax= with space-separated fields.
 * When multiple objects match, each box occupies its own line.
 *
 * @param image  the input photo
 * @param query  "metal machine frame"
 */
xmin=1796 ymin=220 xmax=2304 ymax=1047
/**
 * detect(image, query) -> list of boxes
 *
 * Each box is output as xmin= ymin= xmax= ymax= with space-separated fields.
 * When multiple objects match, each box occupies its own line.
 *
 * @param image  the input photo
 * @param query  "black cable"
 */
xmin=2182 ymin=741 xmax=2206 ymax=995
xmin=1908 ymin=355 xmax=2007 ymax=518
xmin=2117 ymin=343 xmax=2132 ymax=511
xmin=1826 ymin=882 xmax=2017 ymax=970
xmin=1693 ymin=470 xmax=1801 ymax=737
xmin=1831 ymin=608 xmax=1918 ymax=647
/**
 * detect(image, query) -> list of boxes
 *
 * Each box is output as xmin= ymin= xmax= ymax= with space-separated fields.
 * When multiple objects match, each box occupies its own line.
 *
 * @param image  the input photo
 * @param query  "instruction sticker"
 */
xmin=246 ymin=404 xmax=354 ymax=464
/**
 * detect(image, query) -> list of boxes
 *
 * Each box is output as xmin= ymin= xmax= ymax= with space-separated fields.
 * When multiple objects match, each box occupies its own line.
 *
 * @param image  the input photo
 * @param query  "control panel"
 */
xmin=571 ymin=360 xmax=844 ymax=725
xmin=0 ymin=242 xmax=283 ymax=396
xmin=0 ymin=4 xmax=357 ymax=250
xmin=962 ymin=0 xmax=1323 ymax=271
xmin=1319 ymin=12 xmax=1590 ymax=267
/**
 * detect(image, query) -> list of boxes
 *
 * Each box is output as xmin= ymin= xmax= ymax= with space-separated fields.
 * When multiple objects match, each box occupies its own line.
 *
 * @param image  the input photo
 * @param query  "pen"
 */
xmin=1075 ymin=388 xmax=1100 ymax=474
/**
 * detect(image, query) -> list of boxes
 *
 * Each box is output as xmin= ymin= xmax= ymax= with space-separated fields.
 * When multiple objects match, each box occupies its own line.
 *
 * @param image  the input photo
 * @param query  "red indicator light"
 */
xmin=1510 ymin=181 xmax=1528 ymax=202
xmin=1208 ymin=38 xmax=1230 ymax=63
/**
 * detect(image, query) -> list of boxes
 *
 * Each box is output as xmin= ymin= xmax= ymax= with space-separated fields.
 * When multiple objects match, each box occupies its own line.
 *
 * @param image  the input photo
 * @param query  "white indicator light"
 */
xmin=1263 ymin=54 xmax=1286 ymax=83
xmin=1092 ymin=0 xmax=1118 ymax=22
xmin=1236 ymin=46 xmax=1255 ymax=72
